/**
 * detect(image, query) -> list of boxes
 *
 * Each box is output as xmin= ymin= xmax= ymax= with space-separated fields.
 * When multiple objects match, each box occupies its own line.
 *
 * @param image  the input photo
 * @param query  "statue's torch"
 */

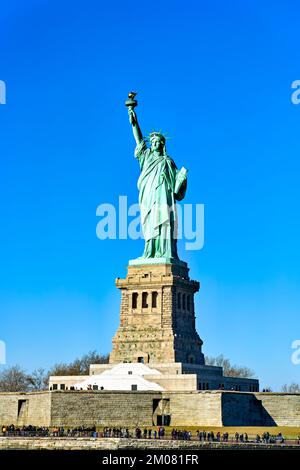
xmin=125 ymin=92 xmax=138 ymax=109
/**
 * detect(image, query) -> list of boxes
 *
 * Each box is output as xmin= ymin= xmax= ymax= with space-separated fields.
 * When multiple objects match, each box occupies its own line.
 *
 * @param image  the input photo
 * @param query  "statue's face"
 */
xmin=151 ymin=136 xmax=164 ymax=153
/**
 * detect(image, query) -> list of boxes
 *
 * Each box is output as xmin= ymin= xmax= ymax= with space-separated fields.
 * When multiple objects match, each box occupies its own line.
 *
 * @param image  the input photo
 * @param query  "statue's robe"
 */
xmin=135 ymin=140 xmax=187 ymax=259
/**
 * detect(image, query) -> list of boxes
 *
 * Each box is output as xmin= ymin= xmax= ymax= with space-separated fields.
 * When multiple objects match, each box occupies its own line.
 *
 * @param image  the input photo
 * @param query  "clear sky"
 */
xmin=1 ymin=0 xmax=300 ymax=390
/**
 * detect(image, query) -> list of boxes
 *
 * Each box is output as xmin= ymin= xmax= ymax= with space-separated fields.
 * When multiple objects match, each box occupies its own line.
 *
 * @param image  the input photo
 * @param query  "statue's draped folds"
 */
xmin=135 ymin=140 xmax=187 ymax=260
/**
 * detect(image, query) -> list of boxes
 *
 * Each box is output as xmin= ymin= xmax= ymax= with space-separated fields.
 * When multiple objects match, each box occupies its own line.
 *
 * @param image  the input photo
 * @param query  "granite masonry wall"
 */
xmin=255 ymin=393 xmax=300 ymax=427
xmin=168 ymin=391 xmax=222 ymax=426
xmin=0 ymin=392 xmax=51 ymax=427
xmin=0 ymin=390 xmax=299 ymax=428
xmin=50 ymin=391 xmax=159 ymax=427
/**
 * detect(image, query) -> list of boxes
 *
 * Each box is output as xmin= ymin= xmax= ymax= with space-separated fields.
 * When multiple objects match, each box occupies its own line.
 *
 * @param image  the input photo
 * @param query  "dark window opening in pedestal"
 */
xmin=142 ymin=292 xmax=148 ymax=308
xmin=132 ymin=292 xmax=138 ymax=309
xmin=131 ymin=384 xmax=138 ymax=391
xmin=60 ymin=384 xmax=65 ymax=390
xmin=138 ymin=357 xmax=144 ymax=363
xmin=52 ymin=384 xmax=58 ymax=390
xmin=93 ymin=385 xmax=98 ymax=390
xmin=187 ymin=295 xmax=190 ymax=311
xmin=152 ymin=291 xmax=158 ymax=308
xmin=182 ymin=293 xmax=186 ymax=310
xmin=177 ymin=292 xmax=181 ymax=309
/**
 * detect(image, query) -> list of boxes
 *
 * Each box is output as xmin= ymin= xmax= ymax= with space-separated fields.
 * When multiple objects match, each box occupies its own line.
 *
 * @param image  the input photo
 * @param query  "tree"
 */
xmin=281 ymin=383 xmax=300 ymax=393
xmin=47 ymin=350 xmax=109 ymax=377
xmin=27 ymin=368 xmax=48 ymax=391
xmin=0 ymin=352 xmax=109 ymax=391
xmin=0 ymin=365 xmax=30 ymax=392
xmin=205 ymin=354 xmax=255 ymax=378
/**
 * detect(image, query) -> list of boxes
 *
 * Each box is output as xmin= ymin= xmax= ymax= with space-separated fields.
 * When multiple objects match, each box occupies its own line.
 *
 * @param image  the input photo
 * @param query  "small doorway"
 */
xmin=17 ymin=399 xmax=28 ymax=425
xmin=156 ymin=415 xmax=171 ymax=426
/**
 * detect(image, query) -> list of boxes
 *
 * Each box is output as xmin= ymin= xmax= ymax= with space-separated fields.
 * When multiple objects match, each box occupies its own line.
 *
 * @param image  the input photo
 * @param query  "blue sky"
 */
xmin=0 ymin=0 xmax=300 ymax=390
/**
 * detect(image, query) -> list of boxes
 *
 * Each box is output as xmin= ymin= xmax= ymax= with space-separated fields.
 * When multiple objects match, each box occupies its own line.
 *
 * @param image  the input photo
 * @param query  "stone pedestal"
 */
xmin=109 ymin=263 xmax=205 ymax=365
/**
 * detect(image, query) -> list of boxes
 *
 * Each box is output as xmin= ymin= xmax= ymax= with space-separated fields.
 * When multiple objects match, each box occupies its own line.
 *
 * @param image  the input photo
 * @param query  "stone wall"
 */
xmin=1 ymin=390 xmax=300 ymax=428
xmin=0 ymin=392 xmax=51 ymax=427
xmin=0 ymin=437 xmax=299 ymax=450
xmin=0 ymin=391 xmax=223 ymax=428
xmin=255 ymin=393 xmax=300 ymax=427
xmin=169 ymin=391 xmax=222 ymax=426
xmin=52 ymin=391 xmax=223 ymax=427
xmin=222 ymin=392 xmax=300 ymax=426
xmin=1 ymin=437 xmax=298 ymax=450
xmin=50 ymin=391 xmax=159 ymax=427
xmin=222 ymin=392 xmax=269 ymax=426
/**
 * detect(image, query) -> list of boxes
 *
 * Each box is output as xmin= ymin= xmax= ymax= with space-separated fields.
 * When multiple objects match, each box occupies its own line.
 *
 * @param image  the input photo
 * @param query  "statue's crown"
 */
xmin=147 ymin=131 xmax=168 ymax=143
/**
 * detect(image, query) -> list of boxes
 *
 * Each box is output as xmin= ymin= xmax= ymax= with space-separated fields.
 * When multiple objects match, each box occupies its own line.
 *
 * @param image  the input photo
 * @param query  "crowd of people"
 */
xmin=102 ymin=426 xmax=166 ymax=439
xmin=255 ymin=432 xmax=285 ymax=444
xmin=1 ymin=424 xmax=298 ymax=445
xmin=102 ymin=427 xmax=130 ymax=438
xmin=171 ymin=429 xmax=192 ymax=440
xmin=196 ymin=430 xmax=229 ymax=442
xmin=1 ymin=425 xmax=98 ymax=438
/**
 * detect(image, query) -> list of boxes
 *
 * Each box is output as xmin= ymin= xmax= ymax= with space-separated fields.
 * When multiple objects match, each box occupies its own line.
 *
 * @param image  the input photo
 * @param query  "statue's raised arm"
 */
xmin=125 ymin=92 xmax=143 ymax=146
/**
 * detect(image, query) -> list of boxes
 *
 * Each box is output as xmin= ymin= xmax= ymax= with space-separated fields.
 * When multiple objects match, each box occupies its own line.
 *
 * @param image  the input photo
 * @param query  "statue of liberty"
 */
xmin=126 ymin=93 xmax=187 ymax=263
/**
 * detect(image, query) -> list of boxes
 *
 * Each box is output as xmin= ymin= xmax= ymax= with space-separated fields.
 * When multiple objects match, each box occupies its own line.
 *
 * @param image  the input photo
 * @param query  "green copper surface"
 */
xmin=127 ymin=94 xmax=188 ymax=264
